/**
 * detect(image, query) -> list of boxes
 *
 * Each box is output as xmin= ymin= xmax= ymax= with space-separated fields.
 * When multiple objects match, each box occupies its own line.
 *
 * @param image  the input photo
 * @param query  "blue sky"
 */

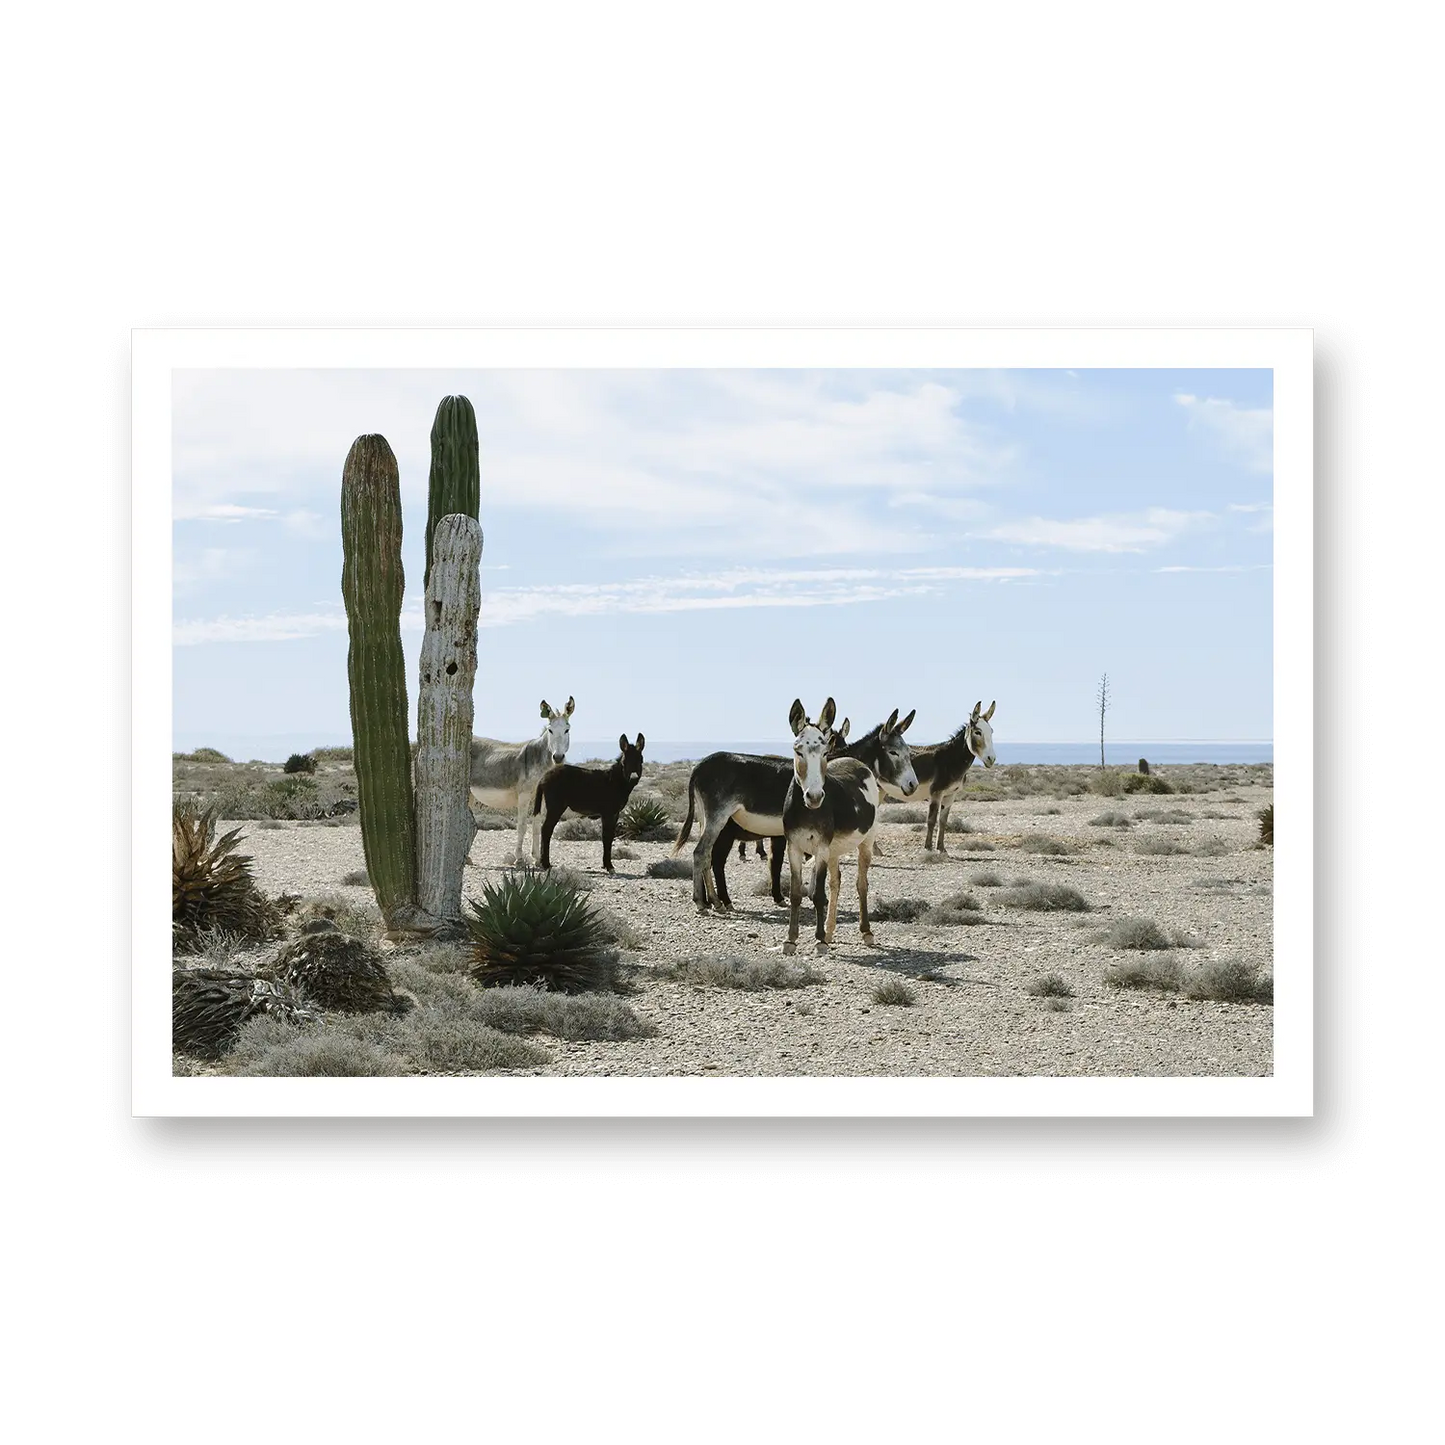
xmin=173 ymin=368 xmax=1272 ymax=754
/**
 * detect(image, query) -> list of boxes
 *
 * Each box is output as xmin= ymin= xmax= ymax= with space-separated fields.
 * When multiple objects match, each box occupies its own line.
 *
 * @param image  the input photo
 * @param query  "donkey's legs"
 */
xmin=601 ymin=812 xmax=617 ymax=873
xmin=769 ymin=836 xmax=785 ymax=906
xmin=936 ymin=799 xmax=952 ymax=855
xmin=812 ymin=854 xmax=830 ymax=948
xmin=515 ymin=796 xmax=531 ymax=866
xmin=823 ymin=855 xmax=842 ymax=945
xmin=925 ymin=798 xmax=940 ymax=851
xmin=784 ymin=841 xmax=805 ymax=955
xmin=692 ymin=809 xmax=731 ymax=912
xmin=538 ymin=805 xmax=559 ymax=870
xmin=857 ymin=838 xmax=875 ymax=940
xmin=710 ymin=828 xmax=736 ymax=911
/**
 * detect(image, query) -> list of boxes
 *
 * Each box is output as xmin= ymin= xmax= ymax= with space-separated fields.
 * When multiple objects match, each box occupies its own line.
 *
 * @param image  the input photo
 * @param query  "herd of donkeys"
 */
xmin=469 ymin=697 xmax=999 ymax=954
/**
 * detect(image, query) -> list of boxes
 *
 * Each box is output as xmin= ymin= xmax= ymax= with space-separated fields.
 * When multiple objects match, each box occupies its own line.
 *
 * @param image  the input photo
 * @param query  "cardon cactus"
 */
xmin=425 ymin=395 xmax=481 ymax=589
xmin=341 ymin=435 xmax=426 ymax=931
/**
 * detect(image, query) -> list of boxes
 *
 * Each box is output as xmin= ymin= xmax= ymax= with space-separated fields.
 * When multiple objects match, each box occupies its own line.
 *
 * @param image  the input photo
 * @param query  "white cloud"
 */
xmin=173 ymin=563 xmax=1046 ymax=644
xmin=174 ymin=502 xmax=280 ymax=522
xmin=1155 ymin=564 xmax=1272 ymax=574
xmin=1175 ymin=393 xmax=1273 ymax=473
xmin=983 ymin=508 xmax=1212 ymax=553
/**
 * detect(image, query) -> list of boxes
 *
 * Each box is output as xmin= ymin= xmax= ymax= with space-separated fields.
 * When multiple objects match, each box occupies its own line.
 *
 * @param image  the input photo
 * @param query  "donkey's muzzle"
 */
xmin=552 ymin=753 xmax=567 ymax=765
xmin=803 ymin=789 xmax=824 ymax=809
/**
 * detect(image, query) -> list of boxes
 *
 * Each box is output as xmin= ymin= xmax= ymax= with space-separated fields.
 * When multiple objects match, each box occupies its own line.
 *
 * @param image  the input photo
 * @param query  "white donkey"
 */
xmin=469 ymin=697 xmax=575 ymax=864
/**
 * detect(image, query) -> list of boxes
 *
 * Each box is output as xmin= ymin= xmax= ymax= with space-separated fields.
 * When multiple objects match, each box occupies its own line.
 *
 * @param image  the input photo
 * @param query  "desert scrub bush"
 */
xmin=610 ymin=843 xmax=638 ymax=860
xmin=944 ymin=815 xmax=976 ymax=834
xmin=926 ymin=892 xmax=986 ymax=925
xmin=467 ymin=985 xmax=656 ymax=1041
xmin=1082 ymin=814 xmax=1117 ymax=834
xmin=1184 ymin=958 xmax=1273 ymax=1004
xmin=283 ymin=752 xmax=317 ymax=775
xmin=556 ymin=816 xmax=602 ymax=841
xmin=882 ymin=804 xmax=928 ymax=824
xmin=646 ymin=856 xmax=692 ymax=880
xmin=295 ymin=893 xmax=380 ymax=940
xmin=1025 ymin=973 xmax=1075 ymax=998
xmin=225 ymin=1024 xmax=407 ymax=1076
xmin=390 ymin=1014 xmax=551 ymax=1072
xmin=311 ymin=746 xmax=354 ymax=762
xmin=1091 ymin=769 xmax=1124 ymax=797
xmin=1032 ymin=806 xmax=1062 ymax=817
xmin=592 ymin=905 xmax=647 ymax=952
xmin=970 ymin=870 xmax=1003 ymax=887
xmin=872 ymin=977 xmax=916 ymax=1006
xmin=998 ymin=882 xmax=1091 ymax=912
xmin=618 ymin=796 xmax=671 ymax=840
xmin=1017 ymin=835 xmax=1075 ymax=856
xmin=175 ymin=747 xmax=233 ymax=764
xmin=466 ymin=870 xmax=619 ymax=993
xmin=172 ymin=968 xmax=319 ymax=1059
xmin=1121 ymin=773 xmax=1174 ymax=795
xmin=1135 ymin=808 xmax=1193 ymax=824
xmin=664 ymin=953 xmax=824 ymax=990
xmin=1193 ymin=837 xmax=1230 ymax=857
xmin=472 ymin=808 xmax=514 ymax=831
xmin=543 ymin=864 xmax=592 ymax=892
xmin=1101 ymin=916 xmax=1199 ymax=951
xmin=869 ymin=896 xmax=931 ymax=922
xmin=1134 ymin=835 xmax=1190 ymax=857
xmin=1258 ymin=804 xmax=1274 ymax=846
xmin=1103 ymin=956 xmax=1185 ymax=993
xmin=173 ymin=803 xmax=287 ymax=953
xmin=341 ymin=869 xmax=369 ymax=886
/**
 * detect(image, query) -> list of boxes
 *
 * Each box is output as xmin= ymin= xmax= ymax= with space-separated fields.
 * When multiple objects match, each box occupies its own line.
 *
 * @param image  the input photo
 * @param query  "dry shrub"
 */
xmin=872 ymin=977 xmax=916 ymax=1006
xmin=1185 ymin=958 xmax=1273 ymax=1003
xmin=664 ymin=953 xmax=823 ymax=990
xmin=999 ymin=882 xmax=1091 ymax=912
xmin=1026 ymin=973 xmax=1075 ymax=998
xmin=1102 ymin=916 xmax=1198 ymax=951
xmin=926 ymin=892 xmax=986 ymax=925
xmin=1104 ymin=955 xmax=1185 ymax=992
xmin=869 ymin=897 xmax=931 ymax=922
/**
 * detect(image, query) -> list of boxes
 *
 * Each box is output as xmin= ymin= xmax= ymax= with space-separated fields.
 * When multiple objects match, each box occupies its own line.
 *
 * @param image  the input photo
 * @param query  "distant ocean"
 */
xmin=175 ymin=732 xmax=1272 ymax=767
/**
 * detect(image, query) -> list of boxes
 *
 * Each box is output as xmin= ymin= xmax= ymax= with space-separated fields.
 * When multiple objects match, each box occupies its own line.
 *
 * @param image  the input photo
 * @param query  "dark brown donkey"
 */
xmin=881 ymin=701 xmax=997 ymax=852
xmin=533 ymin=734 xmax=645 ymax=873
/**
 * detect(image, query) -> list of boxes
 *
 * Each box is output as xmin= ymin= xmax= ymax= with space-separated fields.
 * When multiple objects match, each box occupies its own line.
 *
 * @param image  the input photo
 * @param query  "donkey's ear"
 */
xmin=983 ymin=700 xmax=995 ymax=721
xmin=540 ymin=699 xmax=552 ymax=718
xmin=618 ymin=733 xmax=628 ymax=753
xmin=789 ymin=699 xmax=807 ymax=735
xmin=884 ymin=707 xmax=899 ymax=733
xmin=565 ymin=696 xmax=575 ymax=716
xmin=636 ymin=733 xmax=645 ymax=751
xmin=971 ymin=700 xmax=982 ymax=719
xmin=897 ymin=708 xmax=916 ymax=734
xmin=819 ymin=697 xmax=837 ymax=730
xmin=837 ymin=717 xmax=851 ymax=742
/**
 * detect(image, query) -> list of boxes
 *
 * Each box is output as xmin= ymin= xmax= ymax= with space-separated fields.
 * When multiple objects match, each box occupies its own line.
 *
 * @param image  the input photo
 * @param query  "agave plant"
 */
xmin=172 ymin=967 xmax=318 ymax=1059
xmin=618 ymin=796 xmax=671 ymax=841
xmin=172 ymin=802 xmax=284 ymax=952
xmin=465 ymin=871 xmax=619 ymax=993
xmin=1258 ymin=803 xmax=1274 ymax=846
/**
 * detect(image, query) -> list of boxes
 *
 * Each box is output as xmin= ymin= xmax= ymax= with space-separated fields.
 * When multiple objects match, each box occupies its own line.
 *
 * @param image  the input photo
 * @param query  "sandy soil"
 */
xmin=220 ymin=763 xmax=1273 ymax=1077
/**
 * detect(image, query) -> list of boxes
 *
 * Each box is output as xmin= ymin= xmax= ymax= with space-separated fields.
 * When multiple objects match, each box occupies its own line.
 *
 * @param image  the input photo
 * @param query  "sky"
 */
xmin=172 ymin=368 xmax=1273 ymax=757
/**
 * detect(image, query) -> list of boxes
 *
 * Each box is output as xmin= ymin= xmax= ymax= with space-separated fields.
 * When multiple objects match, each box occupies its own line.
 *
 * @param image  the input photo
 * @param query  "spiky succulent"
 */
xmin=465 ymin=871 xmax=619 ymax=993
xmin=283 ymin=752 xmax=318 ymax=775
xmin=1258 ymin=803 xmax=1274 ymax=846
xmin=272 ymin=922 xmax=411 ymax=1014
xmin=618 ymin=796 xmax=671 ymax=840
xmin=172 ymin=967 xmax=318 ymax=1059
xmin=172 ymin=802 xmax=284 ymax=952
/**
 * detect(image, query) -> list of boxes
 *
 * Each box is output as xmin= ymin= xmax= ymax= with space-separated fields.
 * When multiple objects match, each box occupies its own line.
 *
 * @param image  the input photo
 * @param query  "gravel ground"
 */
xmin=217 ymin=764 xmax=1273 ymax=1077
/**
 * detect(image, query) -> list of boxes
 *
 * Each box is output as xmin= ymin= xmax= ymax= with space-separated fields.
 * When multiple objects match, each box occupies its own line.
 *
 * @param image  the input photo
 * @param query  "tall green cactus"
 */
xmin=425 ymin=395 xmax=481 ymax=589
xmin=340 ymin=435 xmax=419 ymax=928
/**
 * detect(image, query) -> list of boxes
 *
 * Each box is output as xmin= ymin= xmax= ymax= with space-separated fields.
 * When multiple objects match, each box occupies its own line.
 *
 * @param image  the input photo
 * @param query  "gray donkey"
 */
xmin=469 ymin=697 xmax=575 ymax=864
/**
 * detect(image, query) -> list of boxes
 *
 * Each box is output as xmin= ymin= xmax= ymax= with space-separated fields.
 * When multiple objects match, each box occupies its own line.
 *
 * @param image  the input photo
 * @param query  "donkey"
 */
xmin=468 ymin=697 xmax=575 ymax=865
xmin=533 ymin=734 xmax=645 ymax=873
xmin=676 ymin=710 xmax=915 ymax=914
xmin=781 ymin=698 xmax=902 ymax=954
xmin=879 ymin=700 xmax=997 ymax=853
xmin=727 ymin=719 xmax=850 ymax=873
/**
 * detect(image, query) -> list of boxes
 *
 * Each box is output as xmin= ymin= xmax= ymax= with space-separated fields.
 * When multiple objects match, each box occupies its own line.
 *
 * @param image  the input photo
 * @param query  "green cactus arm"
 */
xmin=340 ymin=433 xmax=423 ymax=930
xmin=425 ymin=395 xmax=481 ymax=590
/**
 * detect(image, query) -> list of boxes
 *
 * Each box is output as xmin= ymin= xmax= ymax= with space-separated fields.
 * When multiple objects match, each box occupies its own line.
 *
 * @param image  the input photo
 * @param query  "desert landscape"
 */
xmin=172 ymin=748 xmax=1273 ymax=1078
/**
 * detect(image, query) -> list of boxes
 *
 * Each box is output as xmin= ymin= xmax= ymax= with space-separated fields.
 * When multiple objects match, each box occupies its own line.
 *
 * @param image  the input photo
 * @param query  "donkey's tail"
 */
xmin=672 ymin=773 xmax=697 ymax=854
